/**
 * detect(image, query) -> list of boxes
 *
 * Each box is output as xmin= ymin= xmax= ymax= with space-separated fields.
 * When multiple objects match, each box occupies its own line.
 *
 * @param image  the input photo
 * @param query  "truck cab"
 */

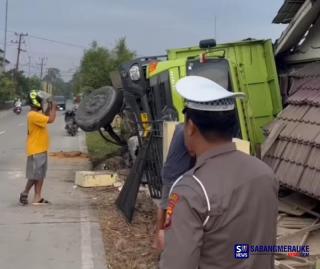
xmin=146 ymin=39 xmax=283 ymax=155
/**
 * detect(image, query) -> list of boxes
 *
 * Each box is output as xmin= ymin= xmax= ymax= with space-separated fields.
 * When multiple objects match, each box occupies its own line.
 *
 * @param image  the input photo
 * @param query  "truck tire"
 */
xmin=75 ymin=86 xmax=123 ymax=132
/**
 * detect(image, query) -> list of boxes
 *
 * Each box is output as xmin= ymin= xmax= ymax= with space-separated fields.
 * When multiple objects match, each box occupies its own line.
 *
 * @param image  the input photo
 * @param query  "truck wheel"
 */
xmin=75 ymin=86 xmax=123 ymax=132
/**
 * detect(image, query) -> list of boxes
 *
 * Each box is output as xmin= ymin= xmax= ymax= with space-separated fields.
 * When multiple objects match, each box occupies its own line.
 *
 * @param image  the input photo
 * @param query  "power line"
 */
xmin=0 ymin=28 xmax=87 ymax=49
xmin=28 ymin=34 xmax=86 ymax=49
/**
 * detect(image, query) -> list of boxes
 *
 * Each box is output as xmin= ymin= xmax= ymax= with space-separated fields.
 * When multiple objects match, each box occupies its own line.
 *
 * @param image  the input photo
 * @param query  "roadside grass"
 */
xmin=86 ymin=131 xmax=121 ymax=166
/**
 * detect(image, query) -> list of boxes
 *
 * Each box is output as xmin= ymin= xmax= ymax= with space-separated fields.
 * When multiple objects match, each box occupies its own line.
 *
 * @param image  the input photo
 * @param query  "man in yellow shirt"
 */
xmin=19 ymin=90 xmax=56 ymax=205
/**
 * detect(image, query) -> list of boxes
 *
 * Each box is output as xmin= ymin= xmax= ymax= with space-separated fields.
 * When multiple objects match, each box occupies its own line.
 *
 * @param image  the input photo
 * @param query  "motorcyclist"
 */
xmin=13 ymin=98 xmax=22 ymax=114
xmin=64 ymin=106 xmax=78 ymax=136
xmin=14 ymin=98 xmax=22 ymax=108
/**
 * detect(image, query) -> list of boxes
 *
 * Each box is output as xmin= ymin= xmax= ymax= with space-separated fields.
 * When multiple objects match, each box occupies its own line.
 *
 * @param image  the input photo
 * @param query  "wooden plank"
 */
xmin=261 ymin=121 xmax=286 ymax=158
xmin=299 ymin=219 xmax=319 ymax=246
xmin=279 ymin=193 xmax=319 ymax=218
xmin=277 ymin=223 xmax=320 ymax=245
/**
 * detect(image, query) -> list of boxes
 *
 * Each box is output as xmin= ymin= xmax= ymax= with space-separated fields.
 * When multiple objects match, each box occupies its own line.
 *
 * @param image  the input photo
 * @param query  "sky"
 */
xmin=0 ymin=0 xmax=286 ymax=81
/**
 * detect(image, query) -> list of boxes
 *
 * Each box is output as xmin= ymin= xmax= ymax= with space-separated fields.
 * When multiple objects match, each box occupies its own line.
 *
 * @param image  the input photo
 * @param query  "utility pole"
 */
xmin=2 ymin=0 xmax=8 ymax=70
xmin=38 ymin=57 xmax=47 ymax=91
xmin=39 ymin=57 xmax=46 ymax=80
xmin=28 ymin=56 xmax=31 ymax=77
xmin=11 ymin=32 xmax=28 ymax=94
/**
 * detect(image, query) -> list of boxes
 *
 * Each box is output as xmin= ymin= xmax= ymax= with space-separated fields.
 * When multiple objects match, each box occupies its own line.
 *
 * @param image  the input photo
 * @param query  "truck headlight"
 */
xmin=129 ymin=65 xmax=140 ymax=81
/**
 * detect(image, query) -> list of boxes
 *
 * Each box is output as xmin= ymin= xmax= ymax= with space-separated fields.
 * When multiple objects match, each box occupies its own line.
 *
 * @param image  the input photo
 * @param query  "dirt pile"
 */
xmin=49 ymin=151 xmax=88 ymax=159
xmin=92 ymin=187 xmax=159 ymax=269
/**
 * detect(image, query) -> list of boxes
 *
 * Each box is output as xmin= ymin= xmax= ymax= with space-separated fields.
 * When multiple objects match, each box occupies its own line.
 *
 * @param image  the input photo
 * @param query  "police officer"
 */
xmin=153 ymin=123 xmax=195 ymax=251
xmin=160 ymin=76 xmax=278 ymax=269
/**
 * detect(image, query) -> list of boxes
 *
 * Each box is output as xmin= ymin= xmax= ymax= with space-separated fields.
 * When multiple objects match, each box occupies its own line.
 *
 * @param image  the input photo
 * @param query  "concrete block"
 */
xmin=75 ymin=171 xmax=118 ymax=187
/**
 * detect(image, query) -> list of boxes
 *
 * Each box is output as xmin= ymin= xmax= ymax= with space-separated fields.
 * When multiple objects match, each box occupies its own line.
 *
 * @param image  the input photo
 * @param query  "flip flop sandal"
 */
xmin=32 ymin=198 xmax=50 ymax=206
xmin=19 ymin=193 xmax=28 ymax=205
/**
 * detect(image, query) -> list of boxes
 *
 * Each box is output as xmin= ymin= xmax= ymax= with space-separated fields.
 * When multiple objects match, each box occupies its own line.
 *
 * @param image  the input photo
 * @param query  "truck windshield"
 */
xmin=187 ymin=58 xmax=241 ymax=138
xmin=187 ymin=58 xmax=230 ymax=91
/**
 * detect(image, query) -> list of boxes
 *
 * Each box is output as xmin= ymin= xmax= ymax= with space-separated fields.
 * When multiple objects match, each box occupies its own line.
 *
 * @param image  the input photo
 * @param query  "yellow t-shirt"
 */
xmin=27 ymin=111 xmax=50 ymax=156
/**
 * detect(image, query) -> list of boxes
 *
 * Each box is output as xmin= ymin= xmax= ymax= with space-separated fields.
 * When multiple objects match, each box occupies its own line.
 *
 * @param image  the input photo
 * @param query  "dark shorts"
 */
xmin=26 ymin=152 xmax=48 ymax=180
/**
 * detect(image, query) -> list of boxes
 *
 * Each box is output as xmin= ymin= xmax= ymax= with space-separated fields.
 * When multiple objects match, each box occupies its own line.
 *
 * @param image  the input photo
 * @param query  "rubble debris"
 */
xmin=279 ymin=216 xmax=317 ymax=229
xmin=279 ymin=193 xmax=318 ymax=217
xmin=275 ymin=254 xmax=315 ymax=269
xmin=276 ymin=214 xmax=320 ymax=268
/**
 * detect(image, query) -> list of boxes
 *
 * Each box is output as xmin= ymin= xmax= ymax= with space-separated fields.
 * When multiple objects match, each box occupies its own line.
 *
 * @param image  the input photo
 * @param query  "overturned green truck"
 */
xmin=76 ymin=0 xmax=320 ymax=220
xmin=108 ymin=39 xmax=283 ymax=220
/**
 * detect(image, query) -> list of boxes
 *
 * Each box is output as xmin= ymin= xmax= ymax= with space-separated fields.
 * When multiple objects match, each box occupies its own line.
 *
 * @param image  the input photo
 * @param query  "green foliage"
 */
xmin=28 ymin=76 xmax=41 ymax=91
xmin=73 ymin=38 xmax=135 ymax=94
xmin=111 ymin=38 xmax=136 ymax=69
xmin=0 ymin=73 xmax=15 ymax=102
xmin=86 ymin=131 xmax=121 ymax=165
xmin=0 ymin=70 xmax=43 ymax=101
xmin=80 ymin=44 xmax=112 ymax=89
xmin=43 ymin=67 xmax=72 ymax=98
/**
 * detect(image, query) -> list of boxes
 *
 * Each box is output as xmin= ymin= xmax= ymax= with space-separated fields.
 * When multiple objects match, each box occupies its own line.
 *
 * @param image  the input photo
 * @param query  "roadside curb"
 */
xmin=78 ymin=130 xmax=88 ymax=154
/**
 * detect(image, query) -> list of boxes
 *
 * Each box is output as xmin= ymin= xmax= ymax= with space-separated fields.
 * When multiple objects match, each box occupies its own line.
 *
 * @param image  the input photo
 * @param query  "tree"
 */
xmin=111 ymin=38 xmax=136 ymax=69
xmin=73 ymin=38 xmax=135 ymax=94
xmin=70 ymin=70 xmax=81 ymax=94
xmin=79 ymin=41 xmax=112 ymax=89
xmin=43 ymin=67 xmax=72 ymax=98
xmin=0 ymin=73 xmax=15 ymax=102
xmin=28 ymin=76 xmax=41 ymax=91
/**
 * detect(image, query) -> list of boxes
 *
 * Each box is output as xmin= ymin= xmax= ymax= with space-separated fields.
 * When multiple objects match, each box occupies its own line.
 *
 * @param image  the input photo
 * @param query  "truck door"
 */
xmin=148 ymin=71 xmax=178 ymax=121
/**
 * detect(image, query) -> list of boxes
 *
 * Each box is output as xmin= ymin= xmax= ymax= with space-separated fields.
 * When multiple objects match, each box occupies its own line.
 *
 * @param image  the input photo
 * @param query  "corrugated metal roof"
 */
xmin=263 ymin=62 xmax=320 ymax=199
xmin=273 ymin=0 xmax=306 ymax=24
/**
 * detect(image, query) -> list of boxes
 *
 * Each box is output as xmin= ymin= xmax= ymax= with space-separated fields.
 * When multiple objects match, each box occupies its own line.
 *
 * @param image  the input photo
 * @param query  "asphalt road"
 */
xmin=0 ymin=108 xmax=106 ymax=269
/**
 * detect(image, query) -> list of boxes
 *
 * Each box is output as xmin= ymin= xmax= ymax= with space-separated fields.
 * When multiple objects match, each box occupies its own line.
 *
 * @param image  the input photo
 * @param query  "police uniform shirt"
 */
xmin=161 ymin=124 xmax=196 ymax=209
xmin=160 ymin=143 xmax=278 ymax=269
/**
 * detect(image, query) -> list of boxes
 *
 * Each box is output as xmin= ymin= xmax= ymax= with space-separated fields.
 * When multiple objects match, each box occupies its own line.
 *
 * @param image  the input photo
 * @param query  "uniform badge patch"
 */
xmin=164 ymin=193 xmax=180 ymax=229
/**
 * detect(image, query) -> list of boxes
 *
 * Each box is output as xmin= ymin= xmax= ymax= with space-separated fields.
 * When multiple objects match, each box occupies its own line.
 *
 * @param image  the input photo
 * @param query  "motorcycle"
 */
xmin=64 ymin=108 xmax=78 ymax=136
xmin=13 ymin=106 xmax=22 ymax=115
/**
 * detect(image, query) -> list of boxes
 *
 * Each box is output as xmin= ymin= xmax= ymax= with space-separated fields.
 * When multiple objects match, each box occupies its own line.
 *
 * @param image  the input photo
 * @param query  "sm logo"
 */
xmin=234 ymin=244 xmax=249 ymax=259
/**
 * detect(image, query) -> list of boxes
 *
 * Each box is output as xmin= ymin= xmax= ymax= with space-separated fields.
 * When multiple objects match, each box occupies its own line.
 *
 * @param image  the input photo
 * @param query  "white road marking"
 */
xmin=76 ymin=130 xmax=97 ymax=269
xmin=80 ymin=205 xmax=94 ymax=269
xmin=0 ymin=130 xmax=6 ymax=136
xmin=18 ymin=123 xmax=25 ymax=127
xmin=7 ymin=171 xmax=24 ymax=179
